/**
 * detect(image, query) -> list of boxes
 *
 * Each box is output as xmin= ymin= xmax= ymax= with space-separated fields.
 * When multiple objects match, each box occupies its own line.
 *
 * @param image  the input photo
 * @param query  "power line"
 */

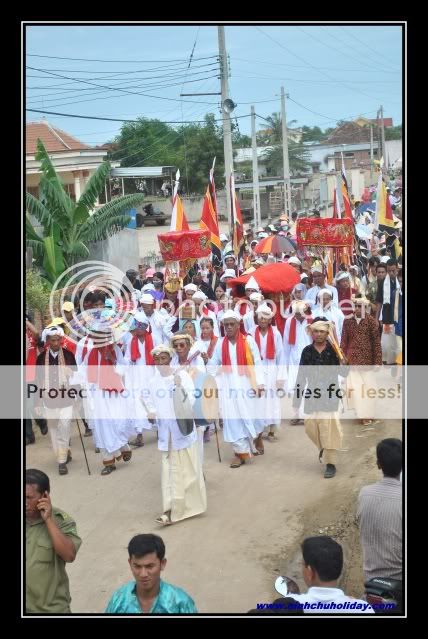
xmin=27 ymin=75 xmax=220 ymax=109
xmin=233 ymin=56 xmax=400 ymax=74
xmin=27 ymin=53 xmax=218 ymax=63
xmin=26 ymin=66 xmax=220 ymax=105
xmin=26 ymin=107 xmax=251 ymax=125
xmin=296 ymin=26 xmax=398 ymax=75
xmin=254 ymin=27 xmax=393 ymax=104
xmin=338 ymin=26 xmax=401 ymax=70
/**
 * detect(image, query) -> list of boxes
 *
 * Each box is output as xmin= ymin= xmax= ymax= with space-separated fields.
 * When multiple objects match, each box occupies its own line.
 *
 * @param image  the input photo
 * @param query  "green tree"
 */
xmin=301 ymin=125 xmax=326 ymax=142
xmin=385 ymin=124 xmax=402 ymax=141
xmin=26 ymin=139 xmax=145 ymax=284
xmin=262 ymin=141 xmax=311 ymax=175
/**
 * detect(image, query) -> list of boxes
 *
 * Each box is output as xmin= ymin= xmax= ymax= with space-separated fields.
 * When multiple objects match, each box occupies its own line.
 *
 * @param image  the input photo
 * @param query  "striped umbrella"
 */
xmin=254 ymin=234 xmax=296 ymax=255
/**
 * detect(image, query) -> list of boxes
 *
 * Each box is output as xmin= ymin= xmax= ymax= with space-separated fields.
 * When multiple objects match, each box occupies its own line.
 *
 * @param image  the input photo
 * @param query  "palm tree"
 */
xmin=257 ymin=113 xmax=298 ymax=145
xmin=26 ymin=139 xmax=145 ymax=284
xmin=262 ymin=140 xmax=311 ymax=176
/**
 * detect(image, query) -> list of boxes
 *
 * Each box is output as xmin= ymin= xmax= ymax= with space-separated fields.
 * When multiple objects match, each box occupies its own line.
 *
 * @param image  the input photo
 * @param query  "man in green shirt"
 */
xmin=26 ymin=469 xmax=82 ymax=613
xmin=105 ymin=534 xmax=197 ymax=614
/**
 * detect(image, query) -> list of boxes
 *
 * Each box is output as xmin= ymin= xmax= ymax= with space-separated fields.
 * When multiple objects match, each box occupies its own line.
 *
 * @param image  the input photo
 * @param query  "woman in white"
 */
xmin=170 ymin=333 xmax=206 ymax=466
xmin=191 ymin=290 xmax=220 ymax=338
xmin=251 ymin=304 xmax=286 ymax=441
xmin=283 ymin=300 xmax=313 ymax=425
xmin=145 ymin=345 xmax=207 ymax=526
xmin=194 ymin=317 xmax=219 ymax=443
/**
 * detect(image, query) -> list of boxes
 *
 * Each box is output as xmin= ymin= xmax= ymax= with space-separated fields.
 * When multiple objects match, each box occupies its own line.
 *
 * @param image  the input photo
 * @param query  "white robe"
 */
xmin=194 ymin=310 xmax=220 ymax=338
xmin=83 ymin=345 xmax=136 ymax=454
xmin=144 ymin=309 xmax=176 ymax=345
xmin=251 ymin=327 xmax=286 ymax=427
xmin=123 ymin=336 xmax=156 ymax=433
xmin=283 ymin=318 xmax=313 ymax=392
xmin=208 ymin=335 xmax=265 ymax=442
xmin=306 ymin=284 xmax=339 ymax=308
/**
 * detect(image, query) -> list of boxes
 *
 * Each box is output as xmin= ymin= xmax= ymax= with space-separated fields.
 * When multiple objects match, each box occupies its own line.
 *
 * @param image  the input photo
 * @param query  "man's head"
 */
xmin=26 ymin=469 xmax=50 ymax=520
xmin=138 ymin=264 xmax=147 ymax=278
xmin=309 ymin=317 xmax=330 ymax=345
xmin=301 ymin=536 xmax=343 ymax=587
xmin=387 ymin=258 xmax=398 ymax=278
xmin=311 ymin=268 xmax=325 ymax=287
xmin=256 ymin=304 xmax=274 ymax=330
xmin=368 ymin=256 xmax=380 ymax=274
xmin=376 ymin=264 xmax=387 ymax=281
xmin=82 ymin=292 xmax=96 ymax=310
xmin=170 ymin=333 xmax=193 ymax=359
xmin=376 ymin=438 xmax=402 ymax=478
xmin=336 ymin=271 xmax=351 ymax=290
xmin=222 ymin=311 xmax=240 ymax=339
xmin=126 ymin=269 xmax=138 ymax=285
xmin=152 ymin=346 xmax=173 ymax=368
xmin=184 ymin=283 xmax=198 ymax=300
xmin=128 ymin=534 xmax=166 ymax=593
xmin=225 ymin=255 xmax=236 ymax=270
xmin=353 ymin=296 xmax=370 ymax=319
xmin=93 ymin=292 xmax=106 ymax=309
xmin=140 ymin=294 xmax=155 ymax=316
xmin=182 ymin=320 xmax=196 ymax=339
xmin=317 ymin=290 xmax=333 ymax=310
xmin=192 ymin=272 xmax=203 ymax=285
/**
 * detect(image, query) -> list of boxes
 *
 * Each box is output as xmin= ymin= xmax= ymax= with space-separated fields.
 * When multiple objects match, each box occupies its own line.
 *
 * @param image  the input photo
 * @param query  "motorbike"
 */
xmin=364 ymin=577 xmax=402 ymax=614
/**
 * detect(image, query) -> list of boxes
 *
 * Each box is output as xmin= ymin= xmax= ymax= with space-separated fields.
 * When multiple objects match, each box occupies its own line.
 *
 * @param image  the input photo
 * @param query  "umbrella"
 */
xmin=254 ymin=235 xmax=296 ymax=255
xmin=228 ymin=262 xmax=300 ymax=294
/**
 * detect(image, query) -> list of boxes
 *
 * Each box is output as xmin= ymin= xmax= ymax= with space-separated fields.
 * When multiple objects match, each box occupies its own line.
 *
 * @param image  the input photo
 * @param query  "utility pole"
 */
xmin=281 ymin=87 xmax=292 ymax=220
xmin=218 ymin=26 xmax=234 ymax=228
xmin=251 ymin=106 xmax=261 ymax=229
xmin=379 ymin=105 xmax=387 ymax=170
xmin=369 ymin=124 xmax=374 ymax=182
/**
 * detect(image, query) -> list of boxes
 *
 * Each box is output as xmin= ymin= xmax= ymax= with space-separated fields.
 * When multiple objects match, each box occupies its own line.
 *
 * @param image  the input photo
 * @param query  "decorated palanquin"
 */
xmin=158 ymin=229 xmax=211 ymax=290
xmin=296 ymin=218 xmax=354 ymax=248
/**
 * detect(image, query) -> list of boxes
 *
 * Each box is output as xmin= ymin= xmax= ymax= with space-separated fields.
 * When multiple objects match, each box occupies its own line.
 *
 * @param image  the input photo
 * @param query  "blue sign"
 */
xmin=126 ymin=208 xmax=137 ymax=229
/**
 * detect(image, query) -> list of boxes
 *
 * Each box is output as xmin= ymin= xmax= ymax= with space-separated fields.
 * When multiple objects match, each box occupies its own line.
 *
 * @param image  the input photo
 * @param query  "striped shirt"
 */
xmin=357 ymin=477 xmax=402 ymax=581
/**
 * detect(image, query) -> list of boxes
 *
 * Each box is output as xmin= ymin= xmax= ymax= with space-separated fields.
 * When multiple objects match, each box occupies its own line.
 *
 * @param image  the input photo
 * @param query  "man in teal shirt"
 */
xmin=105 ymin=534 xmax=197 ymax=614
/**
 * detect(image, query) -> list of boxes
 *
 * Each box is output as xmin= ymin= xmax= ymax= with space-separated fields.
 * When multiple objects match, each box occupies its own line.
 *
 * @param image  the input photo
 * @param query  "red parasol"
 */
xmin=228 ymin=262 xmax=300 ymax=294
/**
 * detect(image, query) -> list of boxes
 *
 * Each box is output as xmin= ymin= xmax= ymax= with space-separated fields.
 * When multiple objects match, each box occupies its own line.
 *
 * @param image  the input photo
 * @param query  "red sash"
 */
xmin=206 ymin=336 xmax=218 ymax=359
xmin=254 ymin=326 xmax=275 ymax=360
xmin=87 ymin=346 xmax=124 ymax=392
xmin=130 ymin=332 xmax=154 ymax=365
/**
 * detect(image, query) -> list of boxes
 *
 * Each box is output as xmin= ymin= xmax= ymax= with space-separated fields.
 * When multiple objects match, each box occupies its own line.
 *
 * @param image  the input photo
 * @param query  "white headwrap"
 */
xmin=184 ymin=283 xmax=198 ymax=292
xmin=288 ymin=256 xmax=301 ymax=266
xmin=255 ymin=303 xmax=274 ymax=318
xmin=220 ymin=269 xmax=236 ymax=281
xmin=192 ymin=290 xmax=207 ymax=301
xmin=140 ymin=293 xmax=155 ymax=304
xmin=249 ymin=292 xmax=264 ymax=303
xmin=335 ymin=271 xmax=350 ymax=282
xmin=221 ymin=310 xmax=241 ymax=322
xmin=43 ymin=325 xmax=64 ymax=341
xmin=151 ymin=344 xmax=174 ymax=358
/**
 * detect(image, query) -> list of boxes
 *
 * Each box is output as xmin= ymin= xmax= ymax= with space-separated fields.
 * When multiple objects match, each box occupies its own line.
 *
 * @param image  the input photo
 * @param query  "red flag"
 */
xmin=200 ymin=163 xmax=222 ymax=267
xmin=230 ymin=172 xmax=244 ymax=258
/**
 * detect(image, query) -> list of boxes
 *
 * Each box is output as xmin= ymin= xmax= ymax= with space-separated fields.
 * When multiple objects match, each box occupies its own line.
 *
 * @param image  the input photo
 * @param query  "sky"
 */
xmin=25 ymin=23 xmax=403 ymax=151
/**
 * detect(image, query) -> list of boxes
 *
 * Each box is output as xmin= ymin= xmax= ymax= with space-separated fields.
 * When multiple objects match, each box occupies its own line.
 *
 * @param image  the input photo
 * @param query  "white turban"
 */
xmin=184 ymin=283 xmax=198 ymax=292
xmin=311 ymin=265 xmax=324 ymax=274
xmin=140 ymin=293 xmax=155 ymax=304
xmin=151 ymin=344 xmax=174 ymax=358
xmin=317 ymin=288 xmax=333 ymax=299
xmin=192 ymin=290 xmax=207 ymax=301
xmin=221 ymin=309 xmax=241 ymax=322
xmin=255 ymin=303 xmax=274 ymax=318
xmin=43 ymin=325 xmax=64 ymax=340
xmin=288 ymin=256 xmax=301 ymax=266
xmin=308 ymin=319 xmax=331 ymax=333
xmin=249 ymin=292 xmax=264 ymax=303
xmin=220 ymin=269 xmax=236 ymax=281
xmin=335 ymin=271 xmax=350 ymax=282
xmin=142 ymin=283 xmax=155 ymax=292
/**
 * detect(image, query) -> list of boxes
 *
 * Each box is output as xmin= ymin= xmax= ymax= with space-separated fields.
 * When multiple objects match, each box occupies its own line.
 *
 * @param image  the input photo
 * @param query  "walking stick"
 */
xmin=214 ymin=419 xmax=222 ymax=463
xmin=75 ymin=419 xmax=91 ymax=475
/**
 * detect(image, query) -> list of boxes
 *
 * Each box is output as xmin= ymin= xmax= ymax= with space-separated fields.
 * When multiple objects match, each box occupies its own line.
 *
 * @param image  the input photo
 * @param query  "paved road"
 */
xmin=26 ymin=415 xmax=401 ymax=614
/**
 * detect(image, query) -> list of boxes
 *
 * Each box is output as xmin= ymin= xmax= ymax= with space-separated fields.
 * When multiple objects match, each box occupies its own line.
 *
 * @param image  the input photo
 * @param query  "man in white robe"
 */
xmin=208 ymin=310 xmax=265 ymax=467
xmin=283 ymin=301 xmax=313 ymax=425
xmin=251 ymin=304 xmax=286 ymax=440
xmin=139 ymin=293 xmax=176 ymax=345
xmin=312 ymin=289 xmax=345 ymax=344
xmin=306 ymin=265 xmax=339 ymax=307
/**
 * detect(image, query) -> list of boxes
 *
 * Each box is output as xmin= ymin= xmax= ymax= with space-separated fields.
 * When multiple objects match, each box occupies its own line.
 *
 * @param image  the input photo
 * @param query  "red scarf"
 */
xmin=87 ymin=345 xmax=124 ymax=392
xmin=287 ymin=316 xmax=313 ymax=345
xmin=130 ymin=332 xmax=154 ymax=365
xmin=221 ymin=333 xmax=254 ymax=376
xmin=254 ymin=326 xmax=275 ymax=360
xmin=206 ymin=335 xmax=218 ymax=359
xmin=81 ymin=336 xmax=91 ymax=362
xmin=26 ymin=329 xmax=38 ymax=382
xmin=61 ymin=336 xmax=76 ymax=355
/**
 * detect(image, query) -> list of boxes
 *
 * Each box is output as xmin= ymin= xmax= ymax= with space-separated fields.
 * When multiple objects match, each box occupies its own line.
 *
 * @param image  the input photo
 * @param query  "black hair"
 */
xmin=302 ymin=536 xmax=343 ymax=581
xmin=387 ymin=258 xmax=398 ymax=267
xmin=215 ymin=282 xmax=227 ymax=292
xmin=183 ymin=320 xmax=196 ymax=330
xmin=368 ymin=256 xmax=380 ymax=267
xmin=312 ymin=316 xmax=329 ymax=324
xmin=376 ymin=263 xmax=387 ymax=272
xmin=81 ymin=291 xmax=96 ymax=305
xmin=154 ymin=272 xmax=164 ymax=281
xmin=26 ymin=469 xmax=50 ymax=494
xmin=93 ymin=291 xmax=106 ymax=304
xmin=200 ymin=317 xmax=214 ymax=328
xmin=376 ymin=438 xmax=402 ymax=477
xmin=128 ymin=534 xmax=165 ymax=561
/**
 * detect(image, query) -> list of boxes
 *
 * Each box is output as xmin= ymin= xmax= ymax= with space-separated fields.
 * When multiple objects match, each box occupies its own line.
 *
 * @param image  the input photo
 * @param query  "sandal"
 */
xmin=230 ymin=457 xmax=245 ymax=468
xmin=101 ymin=465 xmax=116 ymax=475
xmin=122 ymin=450 xmax=132 ymax=462
xmin=290 ymin=419 xmax=304 ymax=426
xmin=256 ymin=448 xmax=264 ymax=455
xmin=155 ymin=513 xmax=173 ymax=525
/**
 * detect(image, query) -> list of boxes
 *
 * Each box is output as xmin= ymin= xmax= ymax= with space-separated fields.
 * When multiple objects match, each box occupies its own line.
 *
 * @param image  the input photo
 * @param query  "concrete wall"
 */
xmin=88 ymin=228 xmax=140 ymax=275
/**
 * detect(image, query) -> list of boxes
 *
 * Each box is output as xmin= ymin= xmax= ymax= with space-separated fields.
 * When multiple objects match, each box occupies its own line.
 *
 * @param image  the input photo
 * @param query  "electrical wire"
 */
xmin=26 ymin=53 xmax=219 ymax=63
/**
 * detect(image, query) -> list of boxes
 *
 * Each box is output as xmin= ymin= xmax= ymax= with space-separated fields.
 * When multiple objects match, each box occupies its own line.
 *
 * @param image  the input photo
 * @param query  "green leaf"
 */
xmin=26 ymin=193 xmax=53 ymax=228
xmin=73 ymin=161 xmax=111 ymax=224
xmin=43 ymin=234 xmax=65 ymax=284
xmin=77 ymin=193 xmax=144 ymax=242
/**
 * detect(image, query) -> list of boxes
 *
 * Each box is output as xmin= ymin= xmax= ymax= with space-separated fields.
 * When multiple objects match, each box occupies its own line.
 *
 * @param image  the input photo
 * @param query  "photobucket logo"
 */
xmin=48 ymin=260 xmax=137 ymax=347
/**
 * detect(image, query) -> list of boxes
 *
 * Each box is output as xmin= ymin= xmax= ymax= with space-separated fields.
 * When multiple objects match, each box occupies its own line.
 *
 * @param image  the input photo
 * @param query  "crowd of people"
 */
xmin=25 ymin=180 xmax=403 ymax=615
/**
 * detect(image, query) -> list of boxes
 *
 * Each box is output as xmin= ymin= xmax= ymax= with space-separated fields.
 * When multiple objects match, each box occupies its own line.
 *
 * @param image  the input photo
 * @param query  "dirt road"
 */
xmin=26 ymin=416 xmax=401 ymax=614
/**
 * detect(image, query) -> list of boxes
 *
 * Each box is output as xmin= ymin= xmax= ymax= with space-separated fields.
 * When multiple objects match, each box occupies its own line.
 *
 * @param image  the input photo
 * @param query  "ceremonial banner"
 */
xmin=296 ymin=218 xmax=354 ymax=248
xmin=200 ymin=159 xmax=222 ymax=267
xmin=158 ymin=229 xmax=211 ymax=262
